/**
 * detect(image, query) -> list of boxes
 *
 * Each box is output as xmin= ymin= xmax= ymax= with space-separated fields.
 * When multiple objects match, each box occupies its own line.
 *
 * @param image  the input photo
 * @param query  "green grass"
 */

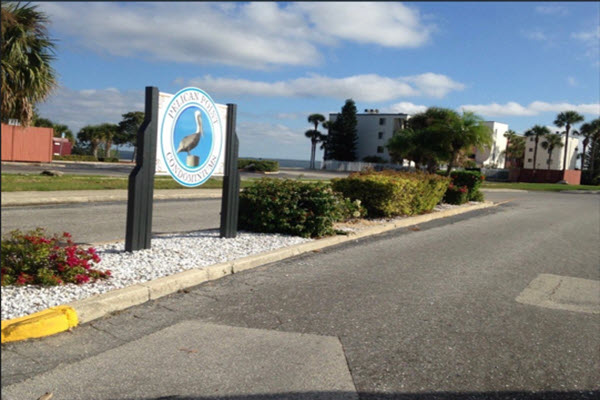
xmin=481 ymin=181 xmax=600 ymax=192
xmin=0 ymin=174 xmax=325 ymax=192
xmin=0 ymin=174 xmax=260 ymax=192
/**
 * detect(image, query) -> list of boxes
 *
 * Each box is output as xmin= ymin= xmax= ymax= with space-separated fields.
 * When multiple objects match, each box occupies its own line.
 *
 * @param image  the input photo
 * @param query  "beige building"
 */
xmin=523 ymin=135 xmax=579 ymax=170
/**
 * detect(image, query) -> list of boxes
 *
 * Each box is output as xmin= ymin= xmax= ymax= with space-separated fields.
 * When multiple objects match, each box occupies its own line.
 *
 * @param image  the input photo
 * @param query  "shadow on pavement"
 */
xmin=117 ymin=390 xmax=600 ymax=400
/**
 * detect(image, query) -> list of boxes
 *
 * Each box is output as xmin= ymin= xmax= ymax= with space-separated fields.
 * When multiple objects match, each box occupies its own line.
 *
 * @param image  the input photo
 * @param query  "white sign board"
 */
xmin=156 ymin=88 xmax=227 ymax=184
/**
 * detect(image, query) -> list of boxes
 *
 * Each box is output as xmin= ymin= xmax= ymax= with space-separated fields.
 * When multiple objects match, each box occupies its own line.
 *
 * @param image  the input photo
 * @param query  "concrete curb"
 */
xmin=1 ymin=201 xmax=496 ymax=342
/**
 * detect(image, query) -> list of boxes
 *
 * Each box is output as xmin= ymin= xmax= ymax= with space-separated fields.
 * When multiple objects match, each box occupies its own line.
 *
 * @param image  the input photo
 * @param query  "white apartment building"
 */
xmin=474 ymin=121 xmax=508 ymax=168
xmin=329 ymin=109 xmax=410 ymax=162
xmin=523 ymin=135 xmax=579 ymax=170
xmin=329 ymin=109 xmax=508 ymax=167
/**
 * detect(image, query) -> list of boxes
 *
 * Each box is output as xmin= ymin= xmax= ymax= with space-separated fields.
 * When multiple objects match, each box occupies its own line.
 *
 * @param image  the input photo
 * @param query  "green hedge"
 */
xmin=449 ymin=170 xmax=485 ymax=201
xmin=331 ymin=171 xmax=450 ymax=218
xmin=238 ymin=179 xmax=363 ymax=238
xmin=238 ymin=158 xmax=279 ymax=172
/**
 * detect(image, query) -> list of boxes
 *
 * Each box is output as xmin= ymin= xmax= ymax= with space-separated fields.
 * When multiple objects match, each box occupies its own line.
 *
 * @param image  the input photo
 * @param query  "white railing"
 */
xmin=322 ymin=160 xmax=412 ymax=172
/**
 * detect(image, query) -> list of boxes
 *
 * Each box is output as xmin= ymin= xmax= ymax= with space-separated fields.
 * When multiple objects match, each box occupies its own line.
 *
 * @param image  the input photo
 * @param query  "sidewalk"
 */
xmin=1 ymin=188 xmax=223 ymax=206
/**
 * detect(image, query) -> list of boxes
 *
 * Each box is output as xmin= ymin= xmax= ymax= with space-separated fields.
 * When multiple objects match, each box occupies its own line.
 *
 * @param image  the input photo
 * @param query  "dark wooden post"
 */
xmin=125 ymin=86 xmax=158 ymax=251
xmin=220 ymin=103 xmax=240 ymax=238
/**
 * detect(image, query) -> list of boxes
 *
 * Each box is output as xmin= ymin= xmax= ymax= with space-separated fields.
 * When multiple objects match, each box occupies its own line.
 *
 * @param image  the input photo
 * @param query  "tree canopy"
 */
xmin=326 ymin=99 xmax=358 ymax=161
xmin=1 ymin=1 xmax=57 ymax=126
xmin=387 ymin=107 xmax=491 ymax=175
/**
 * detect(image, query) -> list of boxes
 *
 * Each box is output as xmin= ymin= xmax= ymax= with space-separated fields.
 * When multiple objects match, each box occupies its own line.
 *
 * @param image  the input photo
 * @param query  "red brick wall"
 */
xmin=510 ymin=168 xmax=581 ymax=185
xmin=1 ymin=124 xmax=53 ymax=162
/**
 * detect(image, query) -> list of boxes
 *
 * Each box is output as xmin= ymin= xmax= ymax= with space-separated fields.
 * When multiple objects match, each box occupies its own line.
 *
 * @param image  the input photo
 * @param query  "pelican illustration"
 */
xmin=177 ymin=110 xmax=203 ymax=157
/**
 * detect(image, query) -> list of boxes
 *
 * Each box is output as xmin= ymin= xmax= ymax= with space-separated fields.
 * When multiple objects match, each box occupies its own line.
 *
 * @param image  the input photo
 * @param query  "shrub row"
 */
xmin=238 ymin=179 xmax=363 ymax=238
xmin=331 ymin=170 xmax=450 ymax=218
xmin=1 ymin=228 xmax=110 ymax=286
xmin=238 ymin=158 xmax=279 ymax=172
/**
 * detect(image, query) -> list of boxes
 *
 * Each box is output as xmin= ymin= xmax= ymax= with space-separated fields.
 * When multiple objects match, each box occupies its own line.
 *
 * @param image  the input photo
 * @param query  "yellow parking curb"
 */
xmin=1 ymin=305 xmax=78 ymax=343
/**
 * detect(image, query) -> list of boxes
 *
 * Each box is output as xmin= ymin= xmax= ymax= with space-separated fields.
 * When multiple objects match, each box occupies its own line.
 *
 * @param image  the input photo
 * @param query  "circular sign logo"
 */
xmin=160 ymin=87 xmax=223 ymax=187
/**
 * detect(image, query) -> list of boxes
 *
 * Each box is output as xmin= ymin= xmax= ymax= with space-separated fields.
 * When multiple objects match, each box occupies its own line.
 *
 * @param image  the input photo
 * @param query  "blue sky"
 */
xmin=36 ymin=2 xmax=600 ymax=160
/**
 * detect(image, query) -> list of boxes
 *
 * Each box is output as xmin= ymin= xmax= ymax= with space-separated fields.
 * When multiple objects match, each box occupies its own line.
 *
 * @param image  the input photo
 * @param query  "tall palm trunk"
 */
xmin=590 ymin=139 xmax=597 ymax=177
xmin=532 ymin=135 xmax=539 ymax=174
xmin=445 ymin=150 xmax=458 ymax=176
xmin=581 ymin=138 xmax=589 ymax=170
xmin=310 ymin=140 xmax=317 ymax=169
xmin=562 ymin=124 xmax=570 ymax=172
xmin=546 ymin=148 xmax=552 ymax=170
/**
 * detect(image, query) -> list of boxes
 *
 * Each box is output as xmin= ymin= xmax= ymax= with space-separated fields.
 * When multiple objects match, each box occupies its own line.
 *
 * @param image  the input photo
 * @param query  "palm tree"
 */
xmin=439 ymin=110 xmax=493 ymax=176
xmin=554 ymin=111 xmax=584 ymax=171
xmin=524 ymin=125 xmax=551 ymax=174
xmin=97 ymin=123 xmax=119 ymax=159
xmin=306 ymin=113 xmax=325 ymax=169
xmin=577 ymin=119 xmax=600 ymax=170
xmin=1 ymin=2 xmax=57 ymax=126
xmin=503 ymin=129 xmax=518 ymax=168
xmin=540 ymin=133 xmax=563 ymax=170
xmin=583 ymin=118 xmax=600 ymax=178
xmin=77 ymin=125 xmax=104 ymax=158
xmin=305 ymin=129 xmax=324 ymax=170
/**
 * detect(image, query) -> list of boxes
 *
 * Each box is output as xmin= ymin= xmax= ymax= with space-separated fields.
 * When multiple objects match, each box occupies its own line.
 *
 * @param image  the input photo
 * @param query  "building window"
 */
xmin=530 ymin=137 xmax=534 ymax=142
xmin=379 ymin=118 xmax=385 ymax=125
xmin=529 ymin=148 xmax=533 ymax=152
xmin=528 ymin=158 xmax=532 ymax=162
xmin=377 ymin=146 xmax=384 ymax=154
xmin=378 ymin=132 xmax=384 ymax=139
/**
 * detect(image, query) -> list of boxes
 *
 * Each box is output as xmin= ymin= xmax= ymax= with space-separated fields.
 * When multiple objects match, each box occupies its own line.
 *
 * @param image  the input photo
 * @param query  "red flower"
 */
xmin=75 ymin=274 xmax=90 ymax=284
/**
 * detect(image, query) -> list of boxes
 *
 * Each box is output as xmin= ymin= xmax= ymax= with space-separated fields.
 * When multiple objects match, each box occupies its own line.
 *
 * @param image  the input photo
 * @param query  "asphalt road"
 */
xmin=0 ymin=198 xmax=223 ymax=244
xmin=2 ymin=191 xmax=599 ymax=399
xmin=0 ymin=192 xmax=517 ymax=245
xmin=0 ymin=161 xmax=350 ymax=180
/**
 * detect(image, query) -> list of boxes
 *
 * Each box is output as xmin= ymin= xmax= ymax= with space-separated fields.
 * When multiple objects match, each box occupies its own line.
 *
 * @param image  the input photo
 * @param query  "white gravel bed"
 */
xmin=1 ymin=230 xmax=311 ymax=321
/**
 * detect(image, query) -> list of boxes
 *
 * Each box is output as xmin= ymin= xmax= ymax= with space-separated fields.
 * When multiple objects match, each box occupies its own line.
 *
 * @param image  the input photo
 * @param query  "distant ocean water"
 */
xmin=118 ymin=149 xmax=318 ymax=169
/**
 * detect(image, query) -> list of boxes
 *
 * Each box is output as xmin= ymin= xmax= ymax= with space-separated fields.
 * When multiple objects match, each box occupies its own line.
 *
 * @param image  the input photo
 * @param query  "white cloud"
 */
xmin=535 ymin=6 xmax=569 ymax=16
xmin=383 ymin=102 xmax=427 ymax=114
xmin=521 ymin=29 xmax=548 ymax=41
xmin=36 ymin=86 xmax=145 ymax=133
xmin=39 ymin=2 xmax=434 ymax=69
xmin=571 ymin=26 xmax=600 ymax=43
xmin=188 ymin=73 xmax=464 ymax=101
xmin=571 ymin=26 xmax=600 ymax=65
xmin=293 ymin=2 xmax=435 ymax=48
xmin=459 ymin=101 xmax=600 ymax=117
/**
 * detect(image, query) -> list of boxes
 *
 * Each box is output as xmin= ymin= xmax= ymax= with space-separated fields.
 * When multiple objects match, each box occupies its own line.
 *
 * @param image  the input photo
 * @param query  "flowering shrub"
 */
xmin=0 ymin=228 xmax=110 ymax=286
xmin=443 ymin=183 xmax=469 ymax=205
xmin=449 ymin=170 xmax=485 ymax=201
xmin=239 ymin=179 xmax=365 ymax=238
